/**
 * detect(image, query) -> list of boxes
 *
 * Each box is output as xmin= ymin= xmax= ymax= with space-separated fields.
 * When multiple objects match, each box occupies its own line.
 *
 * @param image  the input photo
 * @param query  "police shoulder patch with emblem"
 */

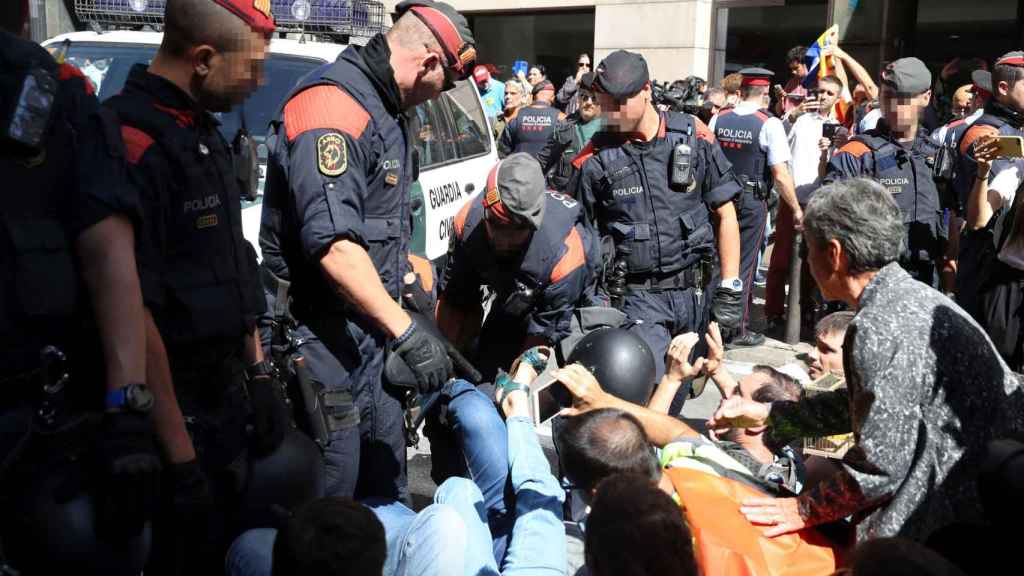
xmin=317 ymin=132 xmax=347 ymax=177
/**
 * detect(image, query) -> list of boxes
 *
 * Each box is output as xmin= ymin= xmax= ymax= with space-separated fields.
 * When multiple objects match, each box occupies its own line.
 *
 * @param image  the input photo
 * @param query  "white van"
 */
xmin=44 ymin=19 xmax=496 ymax=263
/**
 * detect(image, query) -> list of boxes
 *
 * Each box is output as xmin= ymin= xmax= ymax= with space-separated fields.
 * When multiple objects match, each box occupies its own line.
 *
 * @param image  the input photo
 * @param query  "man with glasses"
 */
xmin=822 ymin=57 xmax=945 ymax=287
xmin=261 ymin=0 xmax=475 ymax=501
xmin=558 ymin=53 xmax=592 ymax=116
xmin=574 ymin=50 xmax=743 ymax=410
xmin=537 ymin=72 xmax=603 ymax=193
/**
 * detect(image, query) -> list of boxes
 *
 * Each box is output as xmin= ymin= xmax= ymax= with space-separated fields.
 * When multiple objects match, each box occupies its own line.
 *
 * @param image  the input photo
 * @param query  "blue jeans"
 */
xmin=224 ymin=501 xmax=468 ymax=576
xmin=434 ymin=416 xmax=566 ymax=575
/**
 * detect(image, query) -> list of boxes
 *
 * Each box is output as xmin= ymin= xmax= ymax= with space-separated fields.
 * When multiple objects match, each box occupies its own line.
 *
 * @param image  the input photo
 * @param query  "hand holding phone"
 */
xmin=993 ymin=135 xmax=1024 ymax=158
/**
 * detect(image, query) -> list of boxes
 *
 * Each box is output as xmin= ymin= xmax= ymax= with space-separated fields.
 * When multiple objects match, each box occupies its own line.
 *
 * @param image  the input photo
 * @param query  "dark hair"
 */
xmin=578 ymin=53 xmax=591 ymax=63
xmin=788 ymin=46 xmax=808 ymax=65
xmin=585 ymin=473 xmax=699 ymax=576
xmin=847 ymin=537 xmax=967 ymax=576
xmin=994 ymin=63 xmax=1024 ymax=94
xmin=556 ymin=408 xmax=659 ymax=495
xmin=818 ymin=74 xmax=845 ymax=91
xmin=162 ymin=0 xmax=253 ymax=57
xmin=272 ymin=497 xmax=386 ymax=576
xmin=0 ymin=2 xmax=27 ymax=34
xmin=530 ymin=64 xmax=546 ymax=76
xmin=750 ymin=365 xmax=802 ymax=403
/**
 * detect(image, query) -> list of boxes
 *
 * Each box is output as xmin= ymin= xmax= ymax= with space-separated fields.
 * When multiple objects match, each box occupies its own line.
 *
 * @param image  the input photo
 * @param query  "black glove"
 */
xmin=391 ymin=321 xmax=453 ymax=394
xmin=96 ymin=411 xmax=162 ymax=541
xmin=711 ymin=285 xmax=744 ymax=338
xmin=246 ymin=375 xmax=290 ymax=457
xmin=162 ymin=459 xmax=220 ymax=572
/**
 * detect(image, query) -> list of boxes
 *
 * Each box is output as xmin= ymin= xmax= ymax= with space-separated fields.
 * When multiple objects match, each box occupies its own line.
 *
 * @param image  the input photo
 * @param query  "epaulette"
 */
xmin=284 ymin=85 xmax=370 ymax=142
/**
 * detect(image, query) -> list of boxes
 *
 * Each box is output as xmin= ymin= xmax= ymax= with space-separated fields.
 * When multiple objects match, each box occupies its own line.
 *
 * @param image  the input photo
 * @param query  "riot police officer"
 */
xmin=103 ymin=1 xmax=306 ymax=573
xmin=823 ymin=57 xmax=945 ymax=286
xmin=0 ymin=2 xmax=159 ymax=573
xmin=262 ymin=0 xmax=473 ymax=501
xmin=499 ymin=80 xmax=566 ymax=158
xmin=574 ymin=50 xmax=744 ymax=403
xmin=709 ymin=68 xmax=800 ymax=347
xmin=437 ymin=153 xmax=599 ymax=381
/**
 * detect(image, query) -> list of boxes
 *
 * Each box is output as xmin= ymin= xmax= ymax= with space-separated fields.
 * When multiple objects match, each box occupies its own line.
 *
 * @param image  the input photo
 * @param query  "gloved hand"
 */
xmin=96 ymin=411 xmax=161 ymax=540
xmin=391 ymin=320 xmax=453 ymax=394
xmin=163 ymin=459 xmax=219 ymax=571
xmin=246 ymin=374 xmax=290 ymax=457
xmin=711 ymin=285 xmax=744 ymax=339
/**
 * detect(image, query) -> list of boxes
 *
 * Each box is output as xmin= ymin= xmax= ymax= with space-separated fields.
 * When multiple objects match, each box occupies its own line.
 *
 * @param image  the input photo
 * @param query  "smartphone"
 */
xmin=786 ymin=93 xmax=807 ymax=102
xmin=993 ymin=135 xmax=1024 ymax=158
xmin=530 ymin=371 xmax=572 ymax=426
xmin=822 ymin=122 xmax=841 ymax=139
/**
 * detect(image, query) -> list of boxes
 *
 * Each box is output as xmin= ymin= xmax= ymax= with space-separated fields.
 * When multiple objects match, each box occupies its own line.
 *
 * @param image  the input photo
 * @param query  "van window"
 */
xmin=410 ymin=98 xmax=456 ymax=170
xmin=440 ymin=81 xmax=490 ymax=160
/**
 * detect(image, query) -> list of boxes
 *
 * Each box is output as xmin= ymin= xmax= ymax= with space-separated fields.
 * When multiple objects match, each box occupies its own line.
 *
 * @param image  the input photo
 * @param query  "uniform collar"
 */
xmin=124 ymin=63 xmax=219 ymax=127
xmin=348 ymin=34 xmax=403 ymax=116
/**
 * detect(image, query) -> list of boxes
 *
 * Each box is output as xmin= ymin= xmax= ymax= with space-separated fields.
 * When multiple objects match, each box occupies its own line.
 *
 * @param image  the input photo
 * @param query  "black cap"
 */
xmin=579 ymin=71 xmax=596 ymax=91
xmin=738 ymin=67 xmax=774 ymax=88
xmin=594 ymin=50 xmax=650 ymax=100
xmin=532 ymin=80 xmax=555 ymax=97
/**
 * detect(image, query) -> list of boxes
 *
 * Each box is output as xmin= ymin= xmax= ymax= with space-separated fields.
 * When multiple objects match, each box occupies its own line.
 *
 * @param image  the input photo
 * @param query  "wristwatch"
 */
xmin=246 ymin=360 xmax=274 ymax=381
xmin=105 ymin=383 xmax=155 ymax=414
xmin=720 ymin=278 xmax=744 ymax=291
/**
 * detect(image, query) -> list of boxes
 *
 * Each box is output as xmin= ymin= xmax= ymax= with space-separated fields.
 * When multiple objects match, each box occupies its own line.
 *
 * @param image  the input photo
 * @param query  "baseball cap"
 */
xmin=972 ymin=69 xmax=993 ymax=99
xmin=594 ymin=50 xmax=650 ymax=100
xmin=472 ymin=65 xmax=491 ymax=86
xmin=579 ymin=71 xmax=596 ymax=91
xmin=212 ymin=0 xmax=276 ymax=35
xmin=395 ymin=1 xmax=476 ymax=78
xmin=996 ymin=51 xmax=1024 ymax=68
xmin=532 ymin=80 xmax=555 ymax=98
xmin=739 ymin=67 xmax=774 ymax=88
xmin=880 ymin=57 xmax=932 ymax=95
xmin=481 ymin=154 xmax=546 ymax=230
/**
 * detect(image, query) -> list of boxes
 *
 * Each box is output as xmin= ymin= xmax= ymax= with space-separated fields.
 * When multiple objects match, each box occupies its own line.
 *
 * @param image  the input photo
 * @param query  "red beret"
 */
xmin=212 ymin=0 xmax=276 ymax=35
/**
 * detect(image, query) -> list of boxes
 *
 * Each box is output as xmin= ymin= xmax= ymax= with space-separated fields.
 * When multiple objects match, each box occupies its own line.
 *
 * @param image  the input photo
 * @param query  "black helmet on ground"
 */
xmin=567 ymin=328 xmax=656 ymax=406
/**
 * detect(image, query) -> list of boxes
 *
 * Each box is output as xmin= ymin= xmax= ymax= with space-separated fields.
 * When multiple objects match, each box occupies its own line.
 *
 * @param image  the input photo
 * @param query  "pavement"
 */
xmin=406 ymin=282 xmax=813 ymax=510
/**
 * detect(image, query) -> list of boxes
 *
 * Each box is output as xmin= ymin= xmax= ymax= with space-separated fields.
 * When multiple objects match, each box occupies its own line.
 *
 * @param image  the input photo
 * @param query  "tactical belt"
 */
xmin=626 ymin=267 xmax=704 ymax=292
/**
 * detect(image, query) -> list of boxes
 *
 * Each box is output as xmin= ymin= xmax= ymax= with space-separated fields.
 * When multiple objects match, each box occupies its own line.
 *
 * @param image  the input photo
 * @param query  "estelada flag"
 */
xmin=803 ymin=25 xmax=852 ymax=126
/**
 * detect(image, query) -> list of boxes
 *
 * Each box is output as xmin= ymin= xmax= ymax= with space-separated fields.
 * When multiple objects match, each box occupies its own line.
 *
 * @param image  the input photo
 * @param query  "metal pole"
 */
xmin=784 ymin=234 xmax=802 ymax=344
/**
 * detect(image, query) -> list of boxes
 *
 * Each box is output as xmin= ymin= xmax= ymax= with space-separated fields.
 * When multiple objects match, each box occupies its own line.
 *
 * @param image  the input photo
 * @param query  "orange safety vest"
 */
xmin=665 ymin=467 xmax=847 ymax=576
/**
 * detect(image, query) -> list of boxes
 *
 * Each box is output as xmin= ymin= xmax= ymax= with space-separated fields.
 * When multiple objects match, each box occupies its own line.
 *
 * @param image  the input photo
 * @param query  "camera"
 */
xmin=822 ymin=122 xmax=841 ymax=139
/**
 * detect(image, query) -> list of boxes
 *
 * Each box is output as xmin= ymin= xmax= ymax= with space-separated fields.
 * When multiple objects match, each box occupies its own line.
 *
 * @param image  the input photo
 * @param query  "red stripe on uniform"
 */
xmin=284 ymin=85 xmax=370 ymax=142
xmin=121 ymin=125 xmax=154 ymax=165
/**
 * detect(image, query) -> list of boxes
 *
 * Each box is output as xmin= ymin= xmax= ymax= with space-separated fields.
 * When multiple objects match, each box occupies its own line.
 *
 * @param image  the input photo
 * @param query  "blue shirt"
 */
xmin=478 ymin=80 xmax=505 ymax=119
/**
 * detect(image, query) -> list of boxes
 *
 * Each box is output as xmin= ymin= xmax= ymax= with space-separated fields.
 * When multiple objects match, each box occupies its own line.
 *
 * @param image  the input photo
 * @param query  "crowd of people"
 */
xmin=5 ymin=0 xmax=1024 ymax=574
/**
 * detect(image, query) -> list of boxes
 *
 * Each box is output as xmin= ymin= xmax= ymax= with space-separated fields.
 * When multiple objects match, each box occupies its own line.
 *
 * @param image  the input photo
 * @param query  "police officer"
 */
xmin=103 ymin=1 xmax=300 ymax=573
xmin=499 ymin=80 xmax=566 ymax=159
xmin=574 ymin=50 xmax=744 ymax=401
xmin=536 ymin=72 xmax=603 ymax=193
xmin=262 ymin=0 xmax=474 ymax=501
xmin=823 ymin=57 xmax=945 ymax=286
xmin=0 ymin=2 xmax=160 ymax=573
xmin=930 ymin=69 xmax=992 ymax=293
xmin=709 ymin=68 xmax=799 ymax=347
xmin=437 ymin=153 xmax=598 ymax=381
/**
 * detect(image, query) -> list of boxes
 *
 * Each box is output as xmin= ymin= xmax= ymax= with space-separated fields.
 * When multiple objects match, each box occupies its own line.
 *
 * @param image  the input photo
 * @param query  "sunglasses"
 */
xmin=579 ymin=91 xmax=596 ymax=104
xmin=578 ymin=62 xmax=590 ymax=68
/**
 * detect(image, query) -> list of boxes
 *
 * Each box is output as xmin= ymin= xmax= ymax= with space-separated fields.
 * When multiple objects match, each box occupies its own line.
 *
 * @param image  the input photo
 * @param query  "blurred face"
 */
xmin=952 ymin=85 xmax=973 ymax=118
xmin=578 ymin=89 xmax=601 ymax=122
xmin=484 ymin=218 xmax=533 ymax=257
xmin=598 ymin=84 xmax=650 ymax=133
xmin=527 ymin=67 xmax=544 ymax=85
xmin=880 ymin=84 xmax=931 ymax=133
xmin=790 ymin=60 xmax=808 ymax=80
xmin=817 ymin=81 xmax=842 ymax=114
xmin=194 ymin=30 xmax=268 ymax=112
xmin=808 ymin=330 xmax=845 ymax=379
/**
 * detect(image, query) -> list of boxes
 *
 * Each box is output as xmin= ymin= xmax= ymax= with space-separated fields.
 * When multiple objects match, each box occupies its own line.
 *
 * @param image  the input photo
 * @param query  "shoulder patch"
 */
xmin=121 ymin=125 xmax=154 ymax=165
xmin=550 ymin=227 xmax=585 ymax=284
xmin=454 ymin=200 xmax=472 ymax=240
xmin=57 ymin=63 xmax=94 ymax=96
xmin=693 ymin=117 xmax=716 ymax=144
xmin=317 ymin=132 xmax=347 ymax=176
xmin=838 ymin=140 xmax=871 ymax=158
xmin=960 ymin=124 xmax=1000 ymax=155
xmin=284 ymin=85 xmax=370 ymax=142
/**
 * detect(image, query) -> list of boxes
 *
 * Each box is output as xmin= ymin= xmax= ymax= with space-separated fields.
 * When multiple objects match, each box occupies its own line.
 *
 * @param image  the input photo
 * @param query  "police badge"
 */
xmin=317 ymin=132 xmax=347 ymax=177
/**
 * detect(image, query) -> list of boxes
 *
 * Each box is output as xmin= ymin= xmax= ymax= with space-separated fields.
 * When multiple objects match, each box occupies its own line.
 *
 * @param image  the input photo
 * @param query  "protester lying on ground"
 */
xmin=270 ymin=497 xmax=388 ymax=576
xmin=708 ymin=177 xmax=1023 ymax=543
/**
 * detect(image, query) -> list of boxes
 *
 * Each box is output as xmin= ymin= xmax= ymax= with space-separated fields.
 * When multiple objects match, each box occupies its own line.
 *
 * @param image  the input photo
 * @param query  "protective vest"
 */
xmin=105 ymin=86 xmax=260 ymax=348
xmin=268 ymin=49 xmax=412 ymax=316
xmin=510 ymin=104 xmax=561 ymax=157
xmin=714 ymin=109 xmax=771 ymax=192
xmin=0 ymin=34 xmax=81 ymax=372
xmin=665 ymin=467 xmax=843 ymax=576
xmin=456 ymin=191 xmax=592 ymax=312
xmin=586 ymin=112 xmax=715 ymax=275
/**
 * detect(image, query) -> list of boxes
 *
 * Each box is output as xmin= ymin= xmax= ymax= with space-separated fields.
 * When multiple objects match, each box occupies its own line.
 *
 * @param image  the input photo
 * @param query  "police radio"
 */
xmin=670 ymin=142 xmax=694 ymax=191
xmin=3 ymin=67 xmax=58 ymax=155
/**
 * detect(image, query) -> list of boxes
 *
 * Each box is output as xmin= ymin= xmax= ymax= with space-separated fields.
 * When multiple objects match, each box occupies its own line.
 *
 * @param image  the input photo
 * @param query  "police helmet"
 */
xmin=567 ymin=328 xmax=656 ymax=406
xmin=237 ymin=428 xmax=325 ymax=530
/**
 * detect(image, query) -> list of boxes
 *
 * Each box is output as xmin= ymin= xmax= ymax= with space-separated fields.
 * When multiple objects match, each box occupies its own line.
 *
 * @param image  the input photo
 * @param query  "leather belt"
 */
xmin=626 ymin=267 xmax=704 ymax=292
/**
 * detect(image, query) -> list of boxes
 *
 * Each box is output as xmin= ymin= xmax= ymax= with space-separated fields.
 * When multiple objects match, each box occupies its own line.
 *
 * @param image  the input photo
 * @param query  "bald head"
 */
xmin=162 ymin=0 xmax=257 ymax=57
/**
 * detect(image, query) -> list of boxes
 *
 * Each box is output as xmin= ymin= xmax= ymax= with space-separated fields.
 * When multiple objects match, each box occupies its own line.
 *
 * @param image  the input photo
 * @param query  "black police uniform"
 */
xmin=713 ymin=107 xmax=774 ymax=338
xmin=575 ymin=112 xmax=742 ymax=392
xmin=440 ymin=191 xmax=599 ymax=381
xmin=823 ymin=123 xmax=945 ymax=286
xmin=263 ymin=35 xmax=413 ymax=501
xmin=499 ymin=102 xmax=562 ymax=158
xmin=104 ymin=64 xmax=268 ymax=573
xmin=0 ymin=30 xmax=149 ymax=574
